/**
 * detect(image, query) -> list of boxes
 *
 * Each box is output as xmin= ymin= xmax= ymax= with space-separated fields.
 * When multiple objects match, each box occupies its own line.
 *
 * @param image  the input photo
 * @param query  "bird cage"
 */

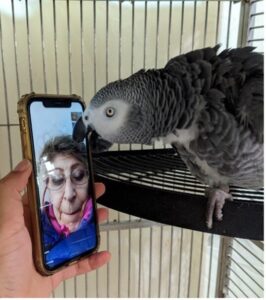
xmin=0 ymin=0 xmax=263 ymax=298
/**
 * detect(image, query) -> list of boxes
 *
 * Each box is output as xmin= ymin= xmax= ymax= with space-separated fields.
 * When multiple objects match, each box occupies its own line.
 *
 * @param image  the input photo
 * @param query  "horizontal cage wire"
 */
xmin=247 ymin=0 xmax=264 ymax=52
xmin=93 ymin=149 xmax=264 ymax=202
xmin=0 ymin=0 xmax=264 ymax=298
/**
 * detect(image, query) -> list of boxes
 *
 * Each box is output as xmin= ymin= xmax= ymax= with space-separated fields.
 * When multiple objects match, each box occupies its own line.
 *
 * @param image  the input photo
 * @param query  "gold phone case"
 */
xmin=17 ymin=92 xmax=100 ymax=275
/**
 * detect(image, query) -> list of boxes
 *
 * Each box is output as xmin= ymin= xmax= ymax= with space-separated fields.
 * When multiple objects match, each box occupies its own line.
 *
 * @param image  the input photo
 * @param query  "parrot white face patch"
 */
xmin=85 ymin=99 xmax=131 ymax=141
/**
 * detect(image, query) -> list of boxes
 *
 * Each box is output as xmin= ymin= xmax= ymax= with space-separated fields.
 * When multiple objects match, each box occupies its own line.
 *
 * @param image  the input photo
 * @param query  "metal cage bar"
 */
xmin=0 ymin=9 xmax=13 ymax=169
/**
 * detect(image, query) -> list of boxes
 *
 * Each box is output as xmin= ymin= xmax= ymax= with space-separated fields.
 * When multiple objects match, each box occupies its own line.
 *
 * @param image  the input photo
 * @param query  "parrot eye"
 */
xmin=106 ymin=107 xmax=115 ymax=118
xmin=84 ymin=115 xmax=88 ymax=121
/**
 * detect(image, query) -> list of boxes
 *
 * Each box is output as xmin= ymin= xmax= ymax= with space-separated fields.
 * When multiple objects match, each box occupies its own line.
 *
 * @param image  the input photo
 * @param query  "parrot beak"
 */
xmin=73 ymin=116 xmax=88 ymax=143
xmin=73 ymin=117 xmax=113 ymax=153
xmin=90 ymin=131 xmax=113 ymax=153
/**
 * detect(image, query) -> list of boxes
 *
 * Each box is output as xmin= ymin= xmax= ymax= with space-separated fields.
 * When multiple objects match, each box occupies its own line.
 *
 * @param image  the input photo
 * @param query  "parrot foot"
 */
xmin=205 ymin=187 xmax=233 ymax=229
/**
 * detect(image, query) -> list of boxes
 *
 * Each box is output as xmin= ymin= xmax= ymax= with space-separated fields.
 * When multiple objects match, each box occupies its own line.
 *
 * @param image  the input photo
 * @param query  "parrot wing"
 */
xmin=214 ymin=47 xmax=264 ymax=143
xmin=164 ymin=45 xmax=264 ymax=143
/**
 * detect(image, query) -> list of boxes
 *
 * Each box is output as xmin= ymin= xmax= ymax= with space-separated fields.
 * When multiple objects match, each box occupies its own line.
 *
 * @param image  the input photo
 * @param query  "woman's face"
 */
xmin=47 ymin=154 xmax=89 ymax=232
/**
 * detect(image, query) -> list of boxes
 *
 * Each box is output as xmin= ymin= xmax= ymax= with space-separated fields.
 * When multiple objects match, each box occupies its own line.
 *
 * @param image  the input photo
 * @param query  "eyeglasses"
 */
xmin=45 ymin=167 xmax=89 ymax=191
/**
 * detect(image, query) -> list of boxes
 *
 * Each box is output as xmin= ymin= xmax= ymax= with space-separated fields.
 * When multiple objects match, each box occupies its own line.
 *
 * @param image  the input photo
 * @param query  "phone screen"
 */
xmin=28 ymin=98 xmax=98 ymax=271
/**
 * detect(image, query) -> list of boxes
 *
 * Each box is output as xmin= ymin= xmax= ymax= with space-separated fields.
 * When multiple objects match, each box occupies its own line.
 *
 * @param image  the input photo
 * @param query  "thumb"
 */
xmin=0 ymin=160 xmax=32 ymax=203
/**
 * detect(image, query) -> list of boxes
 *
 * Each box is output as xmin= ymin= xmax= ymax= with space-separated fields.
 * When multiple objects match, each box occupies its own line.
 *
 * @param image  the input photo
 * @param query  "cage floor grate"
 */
xmin=93 ymin=149 xmax=264 ymax=240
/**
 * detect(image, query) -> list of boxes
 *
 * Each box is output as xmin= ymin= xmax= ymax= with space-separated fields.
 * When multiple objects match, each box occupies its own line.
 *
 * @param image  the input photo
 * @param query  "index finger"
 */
xmin=95 ymin=182 xmax=105 ymax=199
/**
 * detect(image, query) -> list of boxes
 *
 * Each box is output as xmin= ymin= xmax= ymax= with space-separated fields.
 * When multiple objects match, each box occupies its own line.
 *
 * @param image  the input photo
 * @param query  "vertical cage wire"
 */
xmin=167 ymin=162 xmax=175 ymax=297
xmin=129 ymin=0 xmax=135 ymax=152
xmin=138 ymin=210 xmax=142 ymax=297
xmin=115 ymin=3 xmax=122 ymax=296
xmin=137 ymin=2 xmax=143 ymax=281
xmin=203 ymin=0 xmax=209 ymax=46
xmin=207 ymin=235 xmax=214 ymax=297
xmin=215 ymin=0 xmax=221 ymax=44
xmin=187 ymin=231 xmax=193 ymax=297
xmin=140 ymin=0 xmax=147 ymax=153
xmin=93 ymin=0 xmax=96 ymax=95
xmin=104 ymin=2 xmax=110 ymax=296
xmin=225 ymin=0 xmax=232 ymax=48
xmin=154 ymin=0 xmax=160 ymax=70
xmin=25 ymin=0 xmax=33 ymax=91
xmin=179 ymin=0 xmax=185 ymax=54
xmin=53 ymin=0 xmax=59 ymax=93
xmin=197 ymin=232 xmax=205 ymax=296
xmin=66 ymin=0 xmax=72 ymax=94
xmin=117 ymin=0 xmax=122 ymax=294
xmin=127 ymin=1 xmax=134 ymax=290
xmin=80 ymin=0 xmax=85 ymax=101
xmin=137 ymin=3 xmax=143 ymax=290
xmin=11 ymin=0 xmax=20 ymax=98
xmin=177 ymin=229 xmax=183 ymax=296
xmin=167 ymin=0 xmax=172 ymax=61
xmin=192 ymin=0 xmax=197 ymax=50
xmin=149 ymin=1 xmax=160 ymax=294
xmin=150 ymin=2 xmax=163 ymax=288
xmin=39 ymin=0 xmax=47 ymax=93
xmin=158 ymin=162 xmax=166 ymax=296
xmin=158 ymin=7 xmax=165 ymax=284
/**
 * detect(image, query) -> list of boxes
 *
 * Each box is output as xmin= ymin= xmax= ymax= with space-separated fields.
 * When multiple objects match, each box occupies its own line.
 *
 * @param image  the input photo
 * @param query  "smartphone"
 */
xmin=18 ymin=93 xmax=99 ymax=275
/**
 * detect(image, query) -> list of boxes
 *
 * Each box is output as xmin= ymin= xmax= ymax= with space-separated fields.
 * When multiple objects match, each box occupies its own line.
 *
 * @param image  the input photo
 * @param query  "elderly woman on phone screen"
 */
xmin=40 ymin=135 xmax=96 ymax=267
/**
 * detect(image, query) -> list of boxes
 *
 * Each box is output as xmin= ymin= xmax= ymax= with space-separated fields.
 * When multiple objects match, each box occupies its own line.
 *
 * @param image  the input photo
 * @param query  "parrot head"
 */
xmin=73 ymin=72 xmax=155 ymax=151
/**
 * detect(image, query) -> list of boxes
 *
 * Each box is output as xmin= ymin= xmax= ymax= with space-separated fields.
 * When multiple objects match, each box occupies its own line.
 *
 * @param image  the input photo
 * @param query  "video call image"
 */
xmin=30 ymin=101 xmax=96 ymax=269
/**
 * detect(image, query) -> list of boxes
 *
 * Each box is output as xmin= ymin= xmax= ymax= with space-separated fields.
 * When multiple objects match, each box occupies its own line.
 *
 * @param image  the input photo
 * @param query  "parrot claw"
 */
xmin=205 ymin=187 xmax=233 ymax=229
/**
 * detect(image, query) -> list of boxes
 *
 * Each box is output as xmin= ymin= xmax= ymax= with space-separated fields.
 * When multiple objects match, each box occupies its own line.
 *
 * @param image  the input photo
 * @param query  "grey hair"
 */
xmin=39 ymin=135 xmax=88 ymax=169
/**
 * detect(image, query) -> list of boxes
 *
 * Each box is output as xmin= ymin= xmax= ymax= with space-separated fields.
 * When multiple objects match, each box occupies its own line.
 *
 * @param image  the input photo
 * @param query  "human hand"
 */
xmin=0 ymin=159 xmax=111 ymax=297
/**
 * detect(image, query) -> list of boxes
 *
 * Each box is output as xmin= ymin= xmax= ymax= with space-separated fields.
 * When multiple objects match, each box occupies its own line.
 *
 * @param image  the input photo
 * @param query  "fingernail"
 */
xmin=14 ymin=159 xmax=30 ymax=172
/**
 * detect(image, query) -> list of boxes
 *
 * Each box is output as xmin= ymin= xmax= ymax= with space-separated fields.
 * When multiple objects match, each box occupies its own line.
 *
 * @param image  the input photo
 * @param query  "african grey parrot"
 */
xmin=73 ymin=45 xmax=264 ymax=229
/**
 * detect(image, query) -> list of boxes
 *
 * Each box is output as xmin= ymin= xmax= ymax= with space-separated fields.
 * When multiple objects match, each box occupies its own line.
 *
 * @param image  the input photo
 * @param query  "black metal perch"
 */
xmin=93 ymin=148 xmax=264 ymax=241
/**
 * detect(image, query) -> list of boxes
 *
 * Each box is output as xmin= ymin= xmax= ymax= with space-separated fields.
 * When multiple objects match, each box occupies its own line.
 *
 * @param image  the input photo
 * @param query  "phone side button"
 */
xmin=20 ymin=118 xmax=26 ymax=133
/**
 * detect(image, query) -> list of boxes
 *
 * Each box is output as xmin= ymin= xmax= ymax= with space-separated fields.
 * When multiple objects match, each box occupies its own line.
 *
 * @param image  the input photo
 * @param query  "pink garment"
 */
xmin=47 ymin=198 xmax=93 ymax=237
